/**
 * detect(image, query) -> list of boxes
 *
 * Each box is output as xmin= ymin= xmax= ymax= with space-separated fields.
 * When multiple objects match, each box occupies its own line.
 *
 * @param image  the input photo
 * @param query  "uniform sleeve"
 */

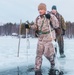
xmin=30 ymin=18 xmax=38 ymax=30
xmin=61 ymin=16 xmax=66 ymax=30
xmin=50 ymin=14 xmax=59 ymax=29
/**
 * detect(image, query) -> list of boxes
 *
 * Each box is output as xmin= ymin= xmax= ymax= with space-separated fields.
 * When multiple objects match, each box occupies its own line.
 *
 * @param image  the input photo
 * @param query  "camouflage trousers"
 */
xmin=56 ymin=35 xmax=64 ymax=55
xmin=35 ymin=40 xmax=55 ymax=71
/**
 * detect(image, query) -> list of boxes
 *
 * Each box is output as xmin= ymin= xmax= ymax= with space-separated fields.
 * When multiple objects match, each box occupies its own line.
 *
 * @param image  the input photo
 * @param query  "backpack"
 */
xmin=47 ymin=11 xmax=61 ymax=35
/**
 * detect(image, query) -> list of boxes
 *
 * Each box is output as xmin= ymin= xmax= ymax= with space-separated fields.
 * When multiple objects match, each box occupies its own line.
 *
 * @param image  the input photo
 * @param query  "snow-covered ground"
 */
xmin=0 ymin=36 xmax=37 ymax=71
xmin=0 ymin=36 xmax=74 ymax=75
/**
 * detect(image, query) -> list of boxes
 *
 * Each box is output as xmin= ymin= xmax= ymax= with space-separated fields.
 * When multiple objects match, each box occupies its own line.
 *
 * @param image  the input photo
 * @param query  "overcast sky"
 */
xmin=0 ymin=0 xmax=74 ymax=24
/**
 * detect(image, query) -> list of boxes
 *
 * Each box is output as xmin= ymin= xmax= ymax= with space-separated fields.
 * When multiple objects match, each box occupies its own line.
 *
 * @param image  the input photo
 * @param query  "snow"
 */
xmin=0 ymin=36 xmax=37 ymax=71
xmin=0 ymin=36 xmax=74 ymax=75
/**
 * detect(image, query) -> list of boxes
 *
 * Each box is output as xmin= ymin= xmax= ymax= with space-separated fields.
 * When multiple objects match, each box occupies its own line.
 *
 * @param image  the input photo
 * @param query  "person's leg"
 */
xmin=35 ymin=42 xmax=44 ymax=71
xmin=58 ymin=36 xmax=64 ymax=54
xmin=35 ymin=70 xmax=42 ymax=75
xmin=44 ymin=42 xmax=57 ymax=75
xmin=58 ymin=36 xmax=65 ymax=57
xmin=48 ymin=54 xmax=55 ymax=70
xmin=44 ymin=42 xmax=62 ymax=75
xmin=44 ymin=42 xmax=55 ymax=69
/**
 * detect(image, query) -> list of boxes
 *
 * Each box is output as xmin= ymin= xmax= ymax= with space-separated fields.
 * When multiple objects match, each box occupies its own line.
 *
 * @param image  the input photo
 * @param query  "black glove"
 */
xmin=45 ymin=14 xmax=51 ymax=19
xmin=25 ymin=24 xmax=30 ymax=29
xmin=62 ymin=29 xmax=65 ymax=35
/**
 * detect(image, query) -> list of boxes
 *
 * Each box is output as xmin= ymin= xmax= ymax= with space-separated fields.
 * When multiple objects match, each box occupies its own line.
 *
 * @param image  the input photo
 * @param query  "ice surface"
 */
xmin=0 ymin=36 xmax=74 ymax=75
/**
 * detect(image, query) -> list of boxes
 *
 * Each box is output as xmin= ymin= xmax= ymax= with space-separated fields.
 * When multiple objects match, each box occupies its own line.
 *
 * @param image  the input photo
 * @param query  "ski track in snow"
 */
xmin=0 ymin=36 xmax=74 ymax=75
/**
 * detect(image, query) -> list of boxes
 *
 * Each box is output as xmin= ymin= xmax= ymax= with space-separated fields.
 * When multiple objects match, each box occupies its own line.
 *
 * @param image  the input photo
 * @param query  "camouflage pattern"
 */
xmin=53 ymin=12 xmax=66 ymax=55
xmin=35 ymin=38 xmax=55 ymax=70
xmin=57 ymin=35 xmax=64 ymax=55
xmin=31 ymin=14 xmax=59 ymax=71
xmin=55 ymin=12 xmax=66 ymax=35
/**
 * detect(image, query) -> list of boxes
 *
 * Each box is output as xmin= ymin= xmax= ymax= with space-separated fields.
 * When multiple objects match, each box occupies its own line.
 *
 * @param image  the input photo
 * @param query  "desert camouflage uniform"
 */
xmin=31 ymin=14 xmax=59 ymax=71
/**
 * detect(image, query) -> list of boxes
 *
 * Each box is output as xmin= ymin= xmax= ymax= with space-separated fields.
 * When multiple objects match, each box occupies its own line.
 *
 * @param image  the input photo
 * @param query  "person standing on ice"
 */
xmin=25 ymin=3 xmax=59 ymax=74
xmin=50 ymin=5 xmax=66 ymax=58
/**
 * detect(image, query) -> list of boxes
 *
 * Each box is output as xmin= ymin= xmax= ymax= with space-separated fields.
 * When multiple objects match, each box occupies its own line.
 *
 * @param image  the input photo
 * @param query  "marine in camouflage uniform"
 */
xmin=51 ymin=5 xmax=66 ymax=58
xmin=25 ymin=3 xmax=59 ymax=72
xmin=33 ymin=3 xmax=60 ymax=71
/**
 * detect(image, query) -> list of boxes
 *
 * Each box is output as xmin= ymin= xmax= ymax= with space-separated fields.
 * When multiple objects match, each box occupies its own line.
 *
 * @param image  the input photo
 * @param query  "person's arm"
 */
xmin=61 ymin=16 xmax=66 ymax=31
xmin=30 ymin=20 xmax=38 ymax=30
xmin=61 ymin=16 xmax=66 ymax=35
xmin=50 ymin=14 xmax=59 ymax=29
xmin=25 ymin=18 xmax=38 ymax=30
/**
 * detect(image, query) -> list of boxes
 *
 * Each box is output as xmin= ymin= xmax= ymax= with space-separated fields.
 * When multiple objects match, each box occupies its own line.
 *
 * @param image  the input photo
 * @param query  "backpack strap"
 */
xmin=47 ymin=11 xmax=54 ymax=29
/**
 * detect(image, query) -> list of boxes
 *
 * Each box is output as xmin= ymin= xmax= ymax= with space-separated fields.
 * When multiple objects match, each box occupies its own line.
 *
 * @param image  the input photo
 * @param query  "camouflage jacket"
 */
xmin=55 ymin=12 xmax=66 ymax=31
xmin=31 ymin=14 xmax=59 ymax=41
xmin=49 ymin=11 xmax=66 ymax=35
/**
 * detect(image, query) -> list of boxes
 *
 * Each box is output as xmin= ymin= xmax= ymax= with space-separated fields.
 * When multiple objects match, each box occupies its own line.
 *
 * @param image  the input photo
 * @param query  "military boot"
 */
xmin=35 ymin=70 xmax=42 ymax=75
xmin=60 ymin=54 xmax=66 ymax=58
